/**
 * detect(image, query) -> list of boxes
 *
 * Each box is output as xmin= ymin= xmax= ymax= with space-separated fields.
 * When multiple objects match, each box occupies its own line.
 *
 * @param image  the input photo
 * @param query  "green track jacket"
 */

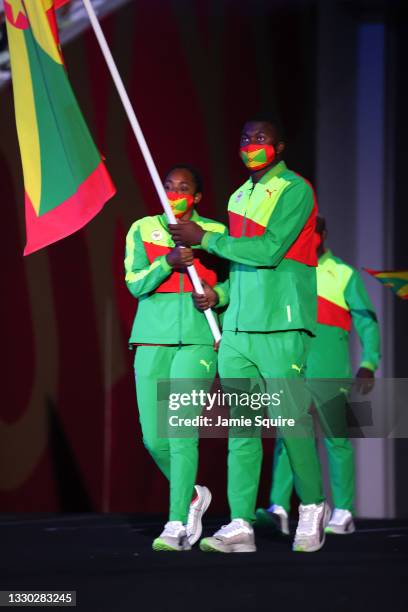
xmin=201 ymin=161 xmax=318 ymax=334
xmin=316 ymin=249 xmax=381 ymax=371
xmin=125 ymin=210 xmax=227 ymax=345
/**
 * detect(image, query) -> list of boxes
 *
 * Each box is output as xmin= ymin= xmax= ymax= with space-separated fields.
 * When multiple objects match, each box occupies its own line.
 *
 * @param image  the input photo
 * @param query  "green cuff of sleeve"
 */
xmin=360 ymin=361 xmax=376 ymax=372
xmin=201 ymin=231 xmax=214 ymax=251
xmin=213 ymin=284 xmax=227 ymax=308
xmin=160 ymin=256 xmax=172 ymax=274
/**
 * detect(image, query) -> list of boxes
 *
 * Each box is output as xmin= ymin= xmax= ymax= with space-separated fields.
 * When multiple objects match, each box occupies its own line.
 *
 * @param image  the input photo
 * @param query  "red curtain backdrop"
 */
xmin=0 ymin=0 xmax=316 ymax=512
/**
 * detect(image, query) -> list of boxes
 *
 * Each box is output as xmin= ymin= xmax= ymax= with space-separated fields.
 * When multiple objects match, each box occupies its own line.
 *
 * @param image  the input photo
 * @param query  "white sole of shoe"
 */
xmin=293 ymin=538 xmax=325 ymax=553
xmin=152 ymin=537 xmax=191 ymax=552
xmin=200 ymin=539 xmax=256 ymax=553
xmin=325 ymin=521 xmax=356 ymax=535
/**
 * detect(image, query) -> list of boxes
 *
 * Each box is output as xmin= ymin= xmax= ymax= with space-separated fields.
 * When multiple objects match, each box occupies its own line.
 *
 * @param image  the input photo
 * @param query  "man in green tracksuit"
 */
xmin=169 ymin=116 xmax=330 ymax=553
xmin=256 ymin=216 xmax=381 ymax=535
xmin=125 ymin=165 xmax=227 ymax=552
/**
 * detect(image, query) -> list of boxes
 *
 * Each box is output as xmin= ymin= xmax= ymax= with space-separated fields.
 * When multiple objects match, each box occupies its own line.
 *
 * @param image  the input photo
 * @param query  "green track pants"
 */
xmin=271 ymin=324 xmax=355 ymax=512
xmin=218 ymin=330 xmax=324 ymax=523
xmin=134 ymin=344 xmax=217 ymax=524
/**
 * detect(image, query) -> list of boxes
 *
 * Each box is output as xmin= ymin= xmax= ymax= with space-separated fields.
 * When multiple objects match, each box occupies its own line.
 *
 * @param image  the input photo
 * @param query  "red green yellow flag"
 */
xmin=5 ymin=0 xmax=116 ymax=255
xmin=364 ymin=268 xmax=408 ymax=300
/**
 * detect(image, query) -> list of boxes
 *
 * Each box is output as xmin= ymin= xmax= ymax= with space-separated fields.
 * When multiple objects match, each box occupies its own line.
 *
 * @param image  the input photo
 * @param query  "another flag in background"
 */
xmin=364 ymin=268 xmax=408 ymax=300
xmin=5 ymin=0 xmax=116 ymax=255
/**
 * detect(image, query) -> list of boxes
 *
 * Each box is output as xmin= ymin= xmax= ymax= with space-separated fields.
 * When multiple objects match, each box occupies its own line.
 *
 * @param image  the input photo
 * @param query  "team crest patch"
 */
xmin=151 ymin=230 xmax=163 ymax=241
xmin=235 ymin=191 xmax=243 ymax=202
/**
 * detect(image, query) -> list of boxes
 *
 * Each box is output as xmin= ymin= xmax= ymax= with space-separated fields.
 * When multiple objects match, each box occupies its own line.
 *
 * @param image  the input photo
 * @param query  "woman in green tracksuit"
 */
xmin=257 ymin=216 xmax=381 ymax=535
xmin=125 ymin=165 xmax=227 ymax=551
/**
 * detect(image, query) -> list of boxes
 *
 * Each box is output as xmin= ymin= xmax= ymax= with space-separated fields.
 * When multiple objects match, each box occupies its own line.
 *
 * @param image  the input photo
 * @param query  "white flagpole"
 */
xmin=81 ymin=0 xmax=221 ymax=343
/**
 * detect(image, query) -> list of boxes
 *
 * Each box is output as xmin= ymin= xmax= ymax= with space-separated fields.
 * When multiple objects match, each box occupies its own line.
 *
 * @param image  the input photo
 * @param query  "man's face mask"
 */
xmin=240 ymin=144 xmax=276 ymax=170
xmin=166 ymin=192 xmax=195 ymax=218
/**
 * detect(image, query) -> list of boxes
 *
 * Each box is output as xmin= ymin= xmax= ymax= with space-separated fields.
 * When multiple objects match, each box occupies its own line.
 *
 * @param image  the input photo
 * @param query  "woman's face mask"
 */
xmin=166 ymin=191 xmax=195 ymax=218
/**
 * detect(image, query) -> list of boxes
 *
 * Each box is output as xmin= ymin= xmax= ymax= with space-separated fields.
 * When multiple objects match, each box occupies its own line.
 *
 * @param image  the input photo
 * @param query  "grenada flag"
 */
xmin=5 ymin=0 xmax=116 ymax=255
xmin=364 ymin=268 xmax=408 ymax=300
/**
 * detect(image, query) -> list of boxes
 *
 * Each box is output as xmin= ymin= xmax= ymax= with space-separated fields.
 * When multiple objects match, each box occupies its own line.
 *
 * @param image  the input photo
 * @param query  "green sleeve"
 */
xmin=124 ymin=224 xmax=172 ymax=298
xmin=201 ymin=181 xmax=314 ymax=267
xmin=344 ymin=270 xmax=381 ymax=371
xmin=213 ymin=279 xmax=230 ymax=308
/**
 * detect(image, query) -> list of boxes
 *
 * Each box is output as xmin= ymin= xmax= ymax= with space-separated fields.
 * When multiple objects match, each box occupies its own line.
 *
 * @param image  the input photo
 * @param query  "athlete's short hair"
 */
xmin=243 ymin=113 xmax=286 ymax=142
xmin=316 ymin=215 xmax=327 ymax=233
xmin=164 ymin=164 xmax=203 ymax=194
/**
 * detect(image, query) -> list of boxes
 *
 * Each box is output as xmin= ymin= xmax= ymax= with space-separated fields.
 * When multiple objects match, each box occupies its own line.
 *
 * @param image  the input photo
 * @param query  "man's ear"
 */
xmin=194 ymin=192 xmax=202 ymax=205
xmin=276 ymin=141 xmax=285 ymax=156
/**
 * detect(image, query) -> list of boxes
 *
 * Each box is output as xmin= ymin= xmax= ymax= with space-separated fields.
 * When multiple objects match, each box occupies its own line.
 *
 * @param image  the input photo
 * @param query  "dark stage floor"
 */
xmin=0 ymin=514 xmax=407 ymax=611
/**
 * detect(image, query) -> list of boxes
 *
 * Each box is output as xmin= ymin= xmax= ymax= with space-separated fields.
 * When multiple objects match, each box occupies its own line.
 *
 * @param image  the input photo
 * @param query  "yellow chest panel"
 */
xmin=317 ymin=258 xmax=353 ymax=309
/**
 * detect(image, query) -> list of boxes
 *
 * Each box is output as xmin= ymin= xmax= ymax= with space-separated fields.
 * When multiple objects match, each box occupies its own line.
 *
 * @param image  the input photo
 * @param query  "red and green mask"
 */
xmin=240 ymin=144 xmax=276 ymax=171
xmin=166 ymin=191 xmax=195 ymax=218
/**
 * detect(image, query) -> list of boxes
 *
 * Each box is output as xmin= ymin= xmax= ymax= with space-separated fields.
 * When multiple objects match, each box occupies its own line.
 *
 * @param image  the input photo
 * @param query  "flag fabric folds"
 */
xmin=364 ymin=268 xmax=408 ymax=300
xmin=5 ymin=0 xmax=115 ymax=255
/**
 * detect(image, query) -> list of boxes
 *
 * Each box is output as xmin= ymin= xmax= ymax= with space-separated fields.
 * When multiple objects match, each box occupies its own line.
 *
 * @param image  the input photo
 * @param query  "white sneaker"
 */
xmin=152 ymin=521 xmax=191 ymax=552
xmin=200 ymin=519 xmax=256 ymax=553
xmin=325 ymin=509 xmax=355 ymax=535
xmin=186 ymin=485 xmax=212 ymax=545
xmin=293 ymin=501 xmax=331 ymax=552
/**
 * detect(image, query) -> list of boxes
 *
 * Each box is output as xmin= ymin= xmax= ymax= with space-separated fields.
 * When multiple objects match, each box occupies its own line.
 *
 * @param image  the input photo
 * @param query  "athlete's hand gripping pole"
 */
xmin=81 ymin=0 xmax=221 ymax=343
